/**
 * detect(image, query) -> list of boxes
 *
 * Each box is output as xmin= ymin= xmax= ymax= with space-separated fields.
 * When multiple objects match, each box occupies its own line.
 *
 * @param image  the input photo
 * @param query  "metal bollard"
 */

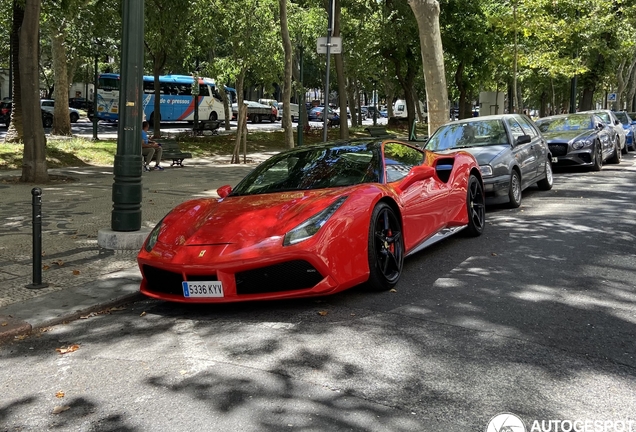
xmin=26 ymin=188 xmax=49 ymax=289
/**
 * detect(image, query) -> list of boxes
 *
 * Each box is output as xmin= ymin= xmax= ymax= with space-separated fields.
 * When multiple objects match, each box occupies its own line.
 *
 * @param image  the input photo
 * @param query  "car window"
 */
xmin=42 ymin=101 xmax=54 ymax=108
xmin=426 ymin=120 xmax=508 ymax=151
xmin=505 ymin=118 xmax=526 ymax=141
xmin=614 ymin=112 xmax=630 ymax=124
xmin=383 ymin=142 xmax=425 ymax=183
xmin=595 ymin=112 xmax=610 ymax=123
xmin=517 ymin=116 xmax=538 ymax=137
xmin=535 ymin=114 xmax=594 ymax=132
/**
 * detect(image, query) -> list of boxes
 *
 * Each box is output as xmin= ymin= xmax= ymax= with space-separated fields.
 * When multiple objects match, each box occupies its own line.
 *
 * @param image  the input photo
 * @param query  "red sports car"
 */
xmin=137 ymin=139 xmax=485 ymax=303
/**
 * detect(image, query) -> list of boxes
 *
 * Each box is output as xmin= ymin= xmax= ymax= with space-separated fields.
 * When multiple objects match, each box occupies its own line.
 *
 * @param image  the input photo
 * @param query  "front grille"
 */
xmin=143 ymin=265 xmax=184 ymax=296
xmin=548 ymin=143 xmax=568 ymax=156
xmin=235 ymin=260 xmax=324 ymax=295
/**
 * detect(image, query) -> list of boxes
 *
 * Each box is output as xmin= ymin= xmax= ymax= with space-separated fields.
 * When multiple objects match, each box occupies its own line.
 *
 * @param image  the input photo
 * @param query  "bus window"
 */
xmin=98 ymin=77 xmax=119 ymax=91
xmin=199 ymin=84 xmax=209 ymax=97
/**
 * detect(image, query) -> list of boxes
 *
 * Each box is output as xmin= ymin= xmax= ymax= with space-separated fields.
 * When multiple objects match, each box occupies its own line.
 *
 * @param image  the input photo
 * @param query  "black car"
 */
xmin=535 ymin=113 xmax=618 ymax=170
xmin=0 ymin=101 xmax=54 ymax=128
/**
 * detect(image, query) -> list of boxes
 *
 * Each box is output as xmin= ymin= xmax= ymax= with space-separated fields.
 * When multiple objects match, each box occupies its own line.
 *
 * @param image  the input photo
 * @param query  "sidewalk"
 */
xmin=0 ymin=152 xmax=278 ymax=341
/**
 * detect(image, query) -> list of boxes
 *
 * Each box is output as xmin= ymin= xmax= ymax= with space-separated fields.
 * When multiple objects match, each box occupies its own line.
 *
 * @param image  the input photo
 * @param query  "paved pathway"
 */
xmin=0 ymin=154 xmax=277 ymax=311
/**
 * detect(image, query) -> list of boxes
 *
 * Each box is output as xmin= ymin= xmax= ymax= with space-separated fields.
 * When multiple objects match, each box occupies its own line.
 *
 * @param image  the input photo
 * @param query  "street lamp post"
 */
xmin=296 ymin=43 xmax=304 ymax=147
xmin=92 ymin=50 xmax=99 ymax=141
xmin=111 ymin=0 xmax=144 ymax=232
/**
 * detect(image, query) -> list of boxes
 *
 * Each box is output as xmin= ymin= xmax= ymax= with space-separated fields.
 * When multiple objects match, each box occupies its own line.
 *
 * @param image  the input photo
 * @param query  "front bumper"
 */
xmin=483 ymin=174 xmax=511 ymax=205
xmin=548 ymin=143 xmax=594 ymax=167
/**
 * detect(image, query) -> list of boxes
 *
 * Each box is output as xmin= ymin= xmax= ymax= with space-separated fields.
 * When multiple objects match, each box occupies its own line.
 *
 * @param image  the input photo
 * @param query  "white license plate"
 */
xmin=552 ymin=157 xmax=558 ymax=163
xmin=182 ymin=281 xmax=224 ymax=298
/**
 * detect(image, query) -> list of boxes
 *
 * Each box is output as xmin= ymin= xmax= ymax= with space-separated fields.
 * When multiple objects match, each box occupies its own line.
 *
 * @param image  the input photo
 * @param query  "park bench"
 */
xmin=193 ymin=119 xmax=221 ymax=136
xmin=365 ymin=126 xmax=395 ymax=138
xmin=154 ymin=139 xmax=192 ymax=167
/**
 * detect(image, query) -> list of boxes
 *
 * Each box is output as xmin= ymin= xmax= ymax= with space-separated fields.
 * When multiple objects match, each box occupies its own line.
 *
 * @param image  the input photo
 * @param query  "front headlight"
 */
xmin=571 ymin=138 xmax=592 ymax=150
xmin=144 ymin=218 xmax=165 ymax=252
xmin=283 ymin=196 xmax=348 ymax=246
xmin=479 ymin=165 xmax=493 ymax=177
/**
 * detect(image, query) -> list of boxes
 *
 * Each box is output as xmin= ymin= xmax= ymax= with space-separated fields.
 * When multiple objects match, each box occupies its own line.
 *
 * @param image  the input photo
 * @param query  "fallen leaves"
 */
xmin=318 ymin=310 xmax=328 ymax=316
xmin=72 ymin=270 xmax=80 ymax=275
xmin=139 ymin=311 xmax=147 ymax=317
xmin=55 ymin=391 xmax=65 ymax=398
xmin=52 ymin=260 xmax=64 ymax=267
xmin=389 ymin=289 xmax=397 ymax=293
xmin=56 ymin=344 xmax=80 ymax=355
xmin=14 ymin=334 xmax=28 ymax=340
xmin=52 ymin=406 xmax=70 ymax=414
xmin=1 ymin=322 xmax=7 ymax=327
xmin=43 ymin=265 xmax=51 ymax=271
xmin=491 ymin=252 xmax=498 ymax=256
xmin=80 ymin=305 xmax=127 ymax=319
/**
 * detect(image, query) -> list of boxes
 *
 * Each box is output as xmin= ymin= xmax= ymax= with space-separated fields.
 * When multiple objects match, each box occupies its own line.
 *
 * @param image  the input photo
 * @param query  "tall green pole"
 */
xmin=92 ymin=53 xmax=99 ymax=141
xmin=111 ymin=0 xmax=144 ymax=232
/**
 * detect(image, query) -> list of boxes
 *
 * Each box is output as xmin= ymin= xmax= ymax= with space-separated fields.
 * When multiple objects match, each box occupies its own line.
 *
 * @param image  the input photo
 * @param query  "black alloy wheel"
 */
xmin=591 ymin=142 xmax=603 ymax=171
xmin=507 ymin=169 xmax=522 ymax=208
xmin=366 ymin=202 xmax=404 ymax=291
xmin=70 ymin=112 xmax=79 ymax=123
xmin=465 ymin=174 xmax=486 ymax=237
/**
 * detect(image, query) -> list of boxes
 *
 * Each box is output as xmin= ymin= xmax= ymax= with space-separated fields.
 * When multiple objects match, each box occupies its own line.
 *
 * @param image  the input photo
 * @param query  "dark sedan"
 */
xmin=307 ymin=106 xmax=336 ymax=122
xmin=0 ymin=101 xmax=53 ymax=128
xmin=613 ymin=111 xmax=636 ymax=151
xmin=425 ymin=114 xmax=553 ymax=207
xmin=535 ymin=113 xmax=618 ymax=170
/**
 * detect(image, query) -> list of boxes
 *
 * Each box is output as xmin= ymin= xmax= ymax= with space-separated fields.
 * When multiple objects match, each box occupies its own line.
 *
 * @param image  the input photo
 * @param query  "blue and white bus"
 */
xmin=96 ymin=73 xmax=232 ymax=123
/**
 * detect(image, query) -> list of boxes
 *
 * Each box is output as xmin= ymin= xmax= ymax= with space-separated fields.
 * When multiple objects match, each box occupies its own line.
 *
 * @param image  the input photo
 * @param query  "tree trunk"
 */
xmin=232 ymin=70 xmax=246 ymax=164
xmin=5 ymin=0 xmax=24 ymax=144
xmin=333 ymin=0 xmax=349 ymax=139
xmin=50 ymin=28 xmax=72 ymax=135
xmin=217 ymin=83 xmax=232 ymax=130
xmin=20 ymin=0 xmax=48 ymax=183
xmin=279 ymin=0 xmax=294 ymax=148
xmin=408 ymin=0 xmax=448 ymax=135
xmin=346 ymin=78 xmax=357 ymax=127
xmin=152 ymin=51 xmax=166 ymax=138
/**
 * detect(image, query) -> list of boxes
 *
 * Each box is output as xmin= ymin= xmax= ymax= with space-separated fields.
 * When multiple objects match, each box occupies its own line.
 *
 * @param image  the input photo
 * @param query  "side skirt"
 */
xmin=406 ymin=225 xmax=467 ymax=257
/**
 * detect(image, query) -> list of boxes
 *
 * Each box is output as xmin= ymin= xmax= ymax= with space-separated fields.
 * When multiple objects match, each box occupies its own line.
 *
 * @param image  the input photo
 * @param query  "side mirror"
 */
xmin=597 ymin=122 xmax=605 ymax=130
xmin=615 ymin=120 xmax=621 ymax=126
xmin=516 ymin=134 xmax=532 ymax=145
xmin=217 ymin=185 xmax=232 ymax=198
xmin=397 ymin=165 xmax=435 ymax=191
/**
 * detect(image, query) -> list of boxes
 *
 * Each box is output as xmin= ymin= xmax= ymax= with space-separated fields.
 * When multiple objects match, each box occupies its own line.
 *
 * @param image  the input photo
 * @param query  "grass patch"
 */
xmin=0 ymin=124 xmax=415 ymax=170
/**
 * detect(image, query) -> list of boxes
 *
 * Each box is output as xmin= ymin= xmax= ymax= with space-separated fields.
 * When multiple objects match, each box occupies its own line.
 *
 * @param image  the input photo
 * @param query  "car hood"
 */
xmin=452 ymin=145 xmax=509 ymax=165
xmin=542 ymin=130 xmax=592 ymax=143
xmin=158 ymin=188 xmax=357 ymax=248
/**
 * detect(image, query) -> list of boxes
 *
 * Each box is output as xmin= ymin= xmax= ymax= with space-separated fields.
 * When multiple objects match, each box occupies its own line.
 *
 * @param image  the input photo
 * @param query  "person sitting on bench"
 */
xmin=141 ymin=121 xmax=164 ymax=171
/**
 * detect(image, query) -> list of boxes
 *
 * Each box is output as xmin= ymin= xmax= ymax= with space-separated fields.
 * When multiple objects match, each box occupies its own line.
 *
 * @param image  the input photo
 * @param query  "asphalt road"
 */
xmin=1 ymin=154 xmax=635 ymax=432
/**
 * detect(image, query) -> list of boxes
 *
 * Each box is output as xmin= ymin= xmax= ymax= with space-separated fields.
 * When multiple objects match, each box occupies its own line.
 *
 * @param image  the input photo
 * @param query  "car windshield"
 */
xmin=614 ymin=112 xmax=630 ymax=124
xmin=425 ymin=119 xmax=509 ymax=151
xmin=535 ymin=114 xmax=593 ymax=132
xmin=230 ymin=142 xmax=381 ymax=196
xmin=593 ymin=112 xmax=611 ymax=123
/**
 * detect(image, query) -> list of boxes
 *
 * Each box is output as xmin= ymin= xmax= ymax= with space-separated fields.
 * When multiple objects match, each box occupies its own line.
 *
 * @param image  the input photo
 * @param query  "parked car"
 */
xmin=40 ymin=99 xmax=81 ymax=123
xmin=535 ymin=112 xmax=618 ymax=170
xmin=276 ymin=102 xmax=299 ymax=122
xmin=426 ymin=114 xmax=553 ymax=207
xmin=0 ymin=101 xmax=54 ymax=128
xmin=137 ymin=138 xmax=485 ymax=303
xmin=580 ymin=109 xmax=626 ymax=155
xmin=231 ymin=101 xmax=277 ymax=123
xmin=307 ymin=106 xmax=336 ymax=122
xmin=612 ymin=111 xmax=636 ymax=151
xmin=0 ymin=101 xmax=11 ymax=127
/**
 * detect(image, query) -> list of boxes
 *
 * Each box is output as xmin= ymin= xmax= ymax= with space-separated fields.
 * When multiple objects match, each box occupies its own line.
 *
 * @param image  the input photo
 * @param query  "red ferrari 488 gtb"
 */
xmin=137 ymin=138 xmax=485 ymax=303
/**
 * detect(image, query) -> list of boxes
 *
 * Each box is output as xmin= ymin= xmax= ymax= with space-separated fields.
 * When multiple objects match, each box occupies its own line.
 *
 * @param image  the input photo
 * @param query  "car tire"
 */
xmin=537 ymin=159 xmax=554 ymax=190
xmin=366 ymin=202 xmax=404 ymax=292
xmin=621 ymin=139 xmax=628 ymax=154
xmin=464 ymin=174 xmax=485 ymax=237
xmin=70 ymin=112 xmax=79 ymax=123
xmin=507 ymin=169 xmax=522 ymax=208
xmin=209 ymin=112 xmax=218 ymax=121
xmin=42 ymin=116 xmax=53 ymax=128
xmin=608 ymin=141 xmax=621 ymax=164
xmin=591 ymin=142 xmax=603 ymax=171
xmin=270 ymin=115 xmax=276 ymax=123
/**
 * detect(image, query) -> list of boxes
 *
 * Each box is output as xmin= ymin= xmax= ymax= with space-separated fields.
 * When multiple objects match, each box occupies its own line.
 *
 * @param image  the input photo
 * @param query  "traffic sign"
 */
xmin=317 ymin=37 xmax=342 ymax=54
xmin=608 ymin=93 xmax=617 ymax=102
